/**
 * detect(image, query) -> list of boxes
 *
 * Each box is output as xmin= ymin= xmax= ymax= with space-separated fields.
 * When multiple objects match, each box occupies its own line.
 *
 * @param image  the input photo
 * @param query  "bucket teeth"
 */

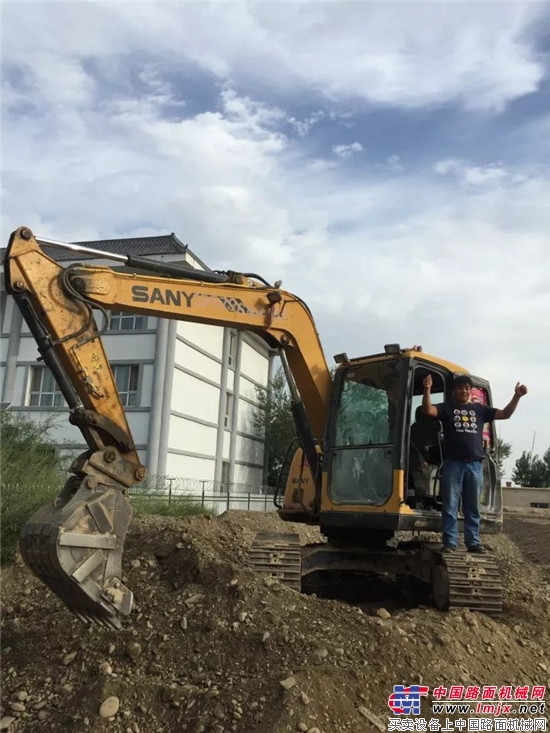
xmin=19 ymin=480 xmax=133 ymax=627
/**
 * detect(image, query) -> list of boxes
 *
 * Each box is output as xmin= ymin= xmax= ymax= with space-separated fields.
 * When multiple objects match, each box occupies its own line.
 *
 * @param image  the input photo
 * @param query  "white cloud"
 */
xmin=2 ymin=2 xmax=545 ymax=113
xmin=251 ymin=2 xmax=544 ymax=111
xmin=434 ymin=159 xmax=510 ymax=186
xmin=1 ymin=81 xmax=296 ymax=268
xmin=381 ymin=154 xmax=405 ymax=172
xmin=287 ymin=111 xmax=325 ymax=137
xmin=333 ymin=142 xmax=364 ymax=159
xmin=220 ymin=88 xmax=285 ymax=132
xmin=1 ymin=1 xmax=549 ymax=470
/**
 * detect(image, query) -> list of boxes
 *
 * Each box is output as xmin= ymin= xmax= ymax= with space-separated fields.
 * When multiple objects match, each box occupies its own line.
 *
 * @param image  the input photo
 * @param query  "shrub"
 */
xmin=0 ymin=413 xmax=214 ymax=563
xmin=0 ymin=411 xmax=66 ymax=564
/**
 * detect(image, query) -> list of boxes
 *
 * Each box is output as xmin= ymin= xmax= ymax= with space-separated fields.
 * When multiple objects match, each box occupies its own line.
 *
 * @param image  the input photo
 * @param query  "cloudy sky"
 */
xmin=2 ymin=1 xmax=549 ymax=475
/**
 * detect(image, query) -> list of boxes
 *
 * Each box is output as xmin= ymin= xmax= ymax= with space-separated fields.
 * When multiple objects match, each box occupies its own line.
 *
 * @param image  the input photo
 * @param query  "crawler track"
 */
xmin=432 ymin=551 xmax=503 ymax=615
xmin=248 ymin=533 xmax=504 ymax=615
xmin=248 ymin=532 xmax=302 ymax=591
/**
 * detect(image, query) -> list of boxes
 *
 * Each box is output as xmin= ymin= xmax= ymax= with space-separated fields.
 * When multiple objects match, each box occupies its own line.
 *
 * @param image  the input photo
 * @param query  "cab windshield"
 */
xmin=329 ymin=360 xmax=403 ymax=505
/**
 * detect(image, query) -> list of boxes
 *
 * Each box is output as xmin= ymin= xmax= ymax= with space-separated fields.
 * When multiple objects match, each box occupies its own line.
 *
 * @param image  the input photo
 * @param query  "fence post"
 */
xmin=247 ymin=492 xmax=250 ymax=511
xmin=264 ymin=491 xmax=267 ymax=511
xmin=226 ymin=486 xmax=230 ymax=512
xmin=201 ymin=481 xmax=206 ymax=508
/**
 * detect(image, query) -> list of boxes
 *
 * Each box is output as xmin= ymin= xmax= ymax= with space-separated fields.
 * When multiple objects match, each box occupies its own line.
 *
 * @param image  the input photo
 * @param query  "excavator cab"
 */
xmin=275 ymin=348 xmax=503 ymax=614
xmin=281 ymin=347 xmax=502 ymax=539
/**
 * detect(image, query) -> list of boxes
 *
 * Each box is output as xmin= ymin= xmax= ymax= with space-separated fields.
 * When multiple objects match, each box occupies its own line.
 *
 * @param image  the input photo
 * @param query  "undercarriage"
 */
xmin=249 ymin=531 xmax=504 ymax=615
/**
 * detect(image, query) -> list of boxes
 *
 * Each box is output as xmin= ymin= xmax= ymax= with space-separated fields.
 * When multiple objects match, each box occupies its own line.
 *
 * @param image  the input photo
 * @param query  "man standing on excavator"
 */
xmin=422 ymin=374 xmax=528 ymax=553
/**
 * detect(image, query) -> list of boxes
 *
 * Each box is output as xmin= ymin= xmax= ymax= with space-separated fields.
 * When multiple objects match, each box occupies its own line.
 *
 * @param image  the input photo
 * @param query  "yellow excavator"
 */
xmin=4 ymin=226 xmax=503 ymax=628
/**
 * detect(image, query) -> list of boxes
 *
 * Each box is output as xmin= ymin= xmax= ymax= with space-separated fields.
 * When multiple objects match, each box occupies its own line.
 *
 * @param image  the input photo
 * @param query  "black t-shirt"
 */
xmin=435 ymin=401 xmax=497 ymax=461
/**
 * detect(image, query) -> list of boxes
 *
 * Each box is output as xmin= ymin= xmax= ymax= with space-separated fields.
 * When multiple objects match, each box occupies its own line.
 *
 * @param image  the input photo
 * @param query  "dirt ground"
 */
xmin=502 ymin=510 xmax=550 ymax=583
xmin=1 ymin=508 xmax=549 ymax=733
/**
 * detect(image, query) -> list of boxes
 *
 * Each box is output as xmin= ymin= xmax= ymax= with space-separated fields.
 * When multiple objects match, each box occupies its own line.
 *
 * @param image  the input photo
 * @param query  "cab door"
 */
xmin=468 ymin=376 xmax=502 ymax=523
xmin=326 ymin=359 xmax=406 ymax=507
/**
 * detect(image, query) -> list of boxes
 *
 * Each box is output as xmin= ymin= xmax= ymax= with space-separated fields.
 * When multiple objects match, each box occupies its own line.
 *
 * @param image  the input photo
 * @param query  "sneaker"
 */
xmin=467 ymin=545 xmax=484 ymax=554
xmin=442 ymin=545 xmax=457 ymax=553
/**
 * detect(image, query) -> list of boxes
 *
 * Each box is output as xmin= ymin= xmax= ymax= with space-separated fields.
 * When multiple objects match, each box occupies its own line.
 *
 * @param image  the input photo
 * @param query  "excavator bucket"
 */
xmin=19 ymin=478 xmax=133 ymax=628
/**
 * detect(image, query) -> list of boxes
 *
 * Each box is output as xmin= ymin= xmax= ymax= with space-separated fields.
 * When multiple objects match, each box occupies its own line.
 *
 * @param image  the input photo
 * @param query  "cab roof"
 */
xmin=337 ymin=348 xmax=470 ymax=376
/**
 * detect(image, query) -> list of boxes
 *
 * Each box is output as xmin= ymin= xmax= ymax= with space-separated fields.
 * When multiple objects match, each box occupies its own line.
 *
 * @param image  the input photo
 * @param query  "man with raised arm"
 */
xmin=422 ymin=374 xmax=527 ymax=553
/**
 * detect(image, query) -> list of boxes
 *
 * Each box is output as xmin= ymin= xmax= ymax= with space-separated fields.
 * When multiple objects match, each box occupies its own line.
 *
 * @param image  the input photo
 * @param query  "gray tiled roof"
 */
xmin=1 ymin=232 xmax=211 ymax=272
xmin=44 ymin=233 xmax=188 ymax=261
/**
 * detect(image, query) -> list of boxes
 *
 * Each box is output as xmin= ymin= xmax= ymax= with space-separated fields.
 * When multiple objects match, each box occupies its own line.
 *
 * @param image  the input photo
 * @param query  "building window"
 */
xmin=112 ymin=364 xmax=139 ymax=406
xmin=109 ymin=311 xmax=146 ymax=331
xmin=228 ymin=331 xmax=237 ymax=367
xmin=28 ymin=367 xmax=65 ymax=407
xmin=221 ymin=461 xmax=230 ymax=493
xmin=224 ymin=392 xmax=233 ymax=429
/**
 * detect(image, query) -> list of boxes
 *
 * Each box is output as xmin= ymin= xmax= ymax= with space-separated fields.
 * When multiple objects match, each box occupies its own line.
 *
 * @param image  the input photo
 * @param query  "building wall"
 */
xmin=502 ymin=487 xmax=550 ymax=508
xmin=164 ymin=321 xmax=269 ymax=489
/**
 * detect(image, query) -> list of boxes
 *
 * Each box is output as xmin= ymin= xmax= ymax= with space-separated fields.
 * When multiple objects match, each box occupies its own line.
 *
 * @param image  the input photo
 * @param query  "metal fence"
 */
xmin=129 ymin=475 xmax=278 ymax=514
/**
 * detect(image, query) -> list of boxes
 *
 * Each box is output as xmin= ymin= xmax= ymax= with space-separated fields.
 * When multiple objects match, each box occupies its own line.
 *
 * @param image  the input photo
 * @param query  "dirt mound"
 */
xmin=1 ymin=510 xmax=549 ymax=733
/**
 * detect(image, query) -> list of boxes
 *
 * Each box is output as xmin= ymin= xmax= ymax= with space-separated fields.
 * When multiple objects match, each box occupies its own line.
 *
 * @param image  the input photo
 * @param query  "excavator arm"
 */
xmin=4 ymin=226 xmax=332 ymax=626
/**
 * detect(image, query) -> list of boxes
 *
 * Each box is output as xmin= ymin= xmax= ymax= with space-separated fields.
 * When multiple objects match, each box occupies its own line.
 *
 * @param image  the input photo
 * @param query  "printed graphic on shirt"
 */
xmin=454 ymin=408 xmax=480 ymax=435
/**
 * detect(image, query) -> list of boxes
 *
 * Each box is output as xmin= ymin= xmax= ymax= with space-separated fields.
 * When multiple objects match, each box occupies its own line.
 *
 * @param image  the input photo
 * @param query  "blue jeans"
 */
xmin=440 ymin=459 xmax=483 ymax=548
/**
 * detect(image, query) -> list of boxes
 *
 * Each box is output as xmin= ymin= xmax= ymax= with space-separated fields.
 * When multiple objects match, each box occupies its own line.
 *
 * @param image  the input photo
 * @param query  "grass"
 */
xmin=129 ymin=477 xmax=216 ymax=518
xmin=131 ymin=495 xmax=214 ymax=518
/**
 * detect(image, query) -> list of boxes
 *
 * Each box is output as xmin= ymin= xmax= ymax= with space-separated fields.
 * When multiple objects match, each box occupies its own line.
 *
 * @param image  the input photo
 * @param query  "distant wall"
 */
xmin=502 ymin=486 xmax=550 ymax=509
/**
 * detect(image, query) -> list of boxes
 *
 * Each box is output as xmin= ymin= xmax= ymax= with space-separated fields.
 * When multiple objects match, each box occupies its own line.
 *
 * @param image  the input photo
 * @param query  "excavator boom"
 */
xmin=4 ymin=227 xmax=332 ymax=626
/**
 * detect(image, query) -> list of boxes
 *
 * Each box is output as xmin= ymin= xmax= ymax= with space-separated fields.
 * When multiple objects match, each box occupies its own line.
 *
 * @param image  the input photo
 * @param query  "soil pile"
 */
xmin=1 ymin=509 xmax=549 ymax=733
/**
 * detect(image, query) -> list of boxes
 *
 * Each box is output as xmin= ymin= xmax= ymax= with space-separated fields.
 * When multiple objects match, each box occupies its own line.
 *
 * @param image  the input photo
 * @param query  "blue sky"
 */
xmin=2 ymin=1 xmax=549 ymax=475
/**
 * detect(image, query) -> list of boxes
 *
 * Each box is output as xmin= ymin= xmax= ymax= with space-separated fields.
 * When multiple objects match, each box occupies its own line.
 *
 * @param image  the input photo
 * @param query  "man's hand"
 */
xmin=494 ymin=383 xmax=528 ymax=420
xmin=422 ymin=374 xmax=438 ymax=417
xmin=514 ymin=382 xmax=528 ymax=397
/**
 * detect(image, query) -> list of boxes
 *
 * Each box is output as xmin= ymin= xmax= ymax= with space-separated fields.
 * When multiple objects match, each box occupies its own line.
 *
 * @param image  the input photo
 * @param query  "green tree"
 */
xmin=254 ymin=367 xmax=297 ymax=490
xmin=512 ymin=451 xmax=532 ymax=486
xmin=512 ymin=447 xmax=550 ymax=487
xmin=543 ymin=447 xmax=550 ymax=482
xmin=495 ymin=437 xmax=512 ymax=479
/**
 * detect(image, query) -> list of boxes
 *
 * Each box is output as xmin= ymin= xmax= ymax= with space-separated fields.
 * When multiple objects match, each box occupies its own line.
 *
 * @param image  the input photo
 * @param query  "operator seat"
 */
xmin=411 ymin=406 xmax=442 ymax=465
xmin=408 ymin=406 xmax=443 ymax=501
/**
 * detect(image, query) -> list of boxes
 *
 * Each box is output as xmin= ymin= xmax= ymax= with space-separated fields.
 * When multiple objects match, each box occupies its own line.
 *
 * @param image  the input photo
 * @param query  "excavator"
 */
xmin=4 ymin=226 xmax=504 ymax=628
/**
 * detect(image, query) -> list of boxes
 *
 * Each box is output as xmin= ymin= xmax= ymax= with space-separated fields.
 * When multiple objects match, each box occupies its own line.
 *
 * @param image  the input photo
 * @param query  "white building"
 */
xmin=0 ymin=233 xmax=274 ymax=494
